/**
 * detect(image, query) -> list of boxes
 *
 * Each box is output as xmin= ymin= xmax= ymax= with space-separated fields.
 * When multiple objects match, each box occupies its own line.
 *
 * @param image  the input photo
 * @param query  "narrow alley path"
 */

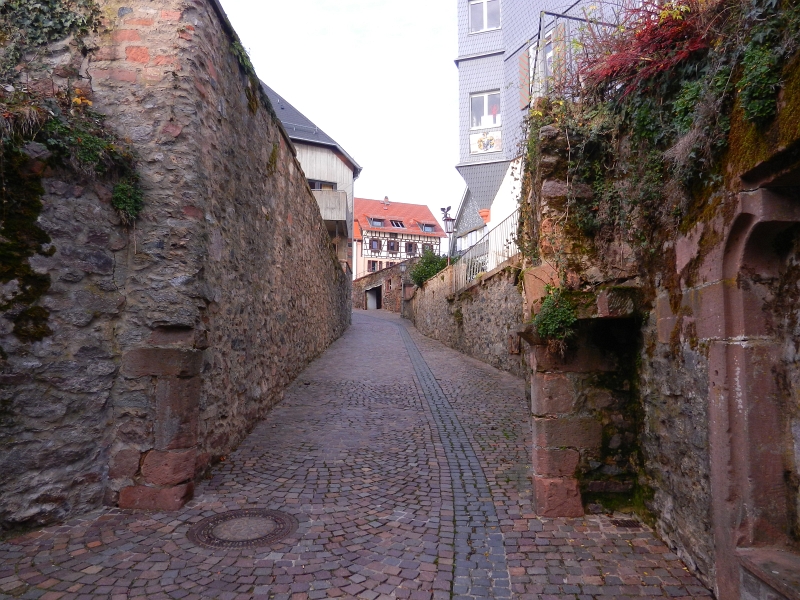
xmin=0 ymin=311 xmax=712 ymax=600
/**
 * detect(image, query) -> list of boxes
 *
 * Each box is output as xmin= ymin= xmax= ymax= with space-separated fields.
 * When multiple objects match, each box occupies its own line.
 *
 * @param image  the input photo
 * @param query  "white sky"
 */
xmin=218 ymin=0 xmax=466 ymax=228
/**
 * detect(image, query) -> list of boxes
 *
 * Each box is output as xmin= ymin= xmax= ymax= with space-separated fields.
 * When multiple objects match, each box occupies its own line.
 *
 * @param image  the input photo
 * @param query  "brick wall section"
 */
xmin=0 ymin=0 xmax=350 ymax=530
xmin=409 ymin=261 xmax=527 ymax=378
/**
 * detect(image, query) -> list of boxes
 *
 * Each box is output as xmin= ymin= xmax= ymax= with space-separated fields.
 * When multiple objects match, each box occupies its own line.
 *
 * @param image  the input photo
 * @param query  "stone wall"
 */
xmin=519 ymin=54 xmax=800 ymax=595
xmin=409 ymin=260 xmax=527 ymax=378
xmin=0 ymin=0 xmax=350 ymax=531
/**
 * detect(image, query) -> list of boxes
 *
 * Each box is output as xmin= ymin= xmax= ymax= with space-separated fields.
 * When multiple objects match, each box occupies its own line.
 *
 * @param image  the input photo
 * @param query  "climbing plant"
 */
xmin=518 ymin=0 xmax=800 ymax=270
xmin=531 ymin=285 xmax=577 ymax=355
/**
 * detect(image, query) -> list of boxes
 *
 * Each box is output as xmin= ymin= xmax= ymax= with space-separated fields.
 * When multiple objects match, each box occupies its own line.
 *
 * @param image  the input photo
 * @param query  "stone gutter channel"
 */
xmin=393 ymin=321 xmax=512 ymax=600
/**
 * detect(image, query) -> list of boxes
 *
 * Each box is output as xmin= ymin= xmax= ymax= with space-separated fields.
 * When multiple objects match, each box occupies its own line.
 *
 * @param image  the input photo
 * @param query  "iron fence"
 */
xmin=453 ymin=209 xmax=520 ymax=292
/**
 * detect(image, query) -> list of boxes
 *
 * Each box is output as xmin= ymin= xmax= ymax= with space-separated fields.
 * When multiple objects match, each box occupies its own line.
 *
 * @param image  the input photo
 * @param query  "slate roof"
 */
xmin=354 ymin=198 xmax=447 ymax=241
xmin=261 ymin=83 xmax=362 ymax=176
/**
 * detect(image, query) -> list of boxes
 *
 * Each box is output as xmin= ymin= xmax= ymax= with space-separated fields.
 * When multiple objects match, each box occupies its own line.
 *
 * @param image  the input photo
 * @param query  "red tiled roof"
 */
xmin=353 ymin=198 xmax=446 ymax=241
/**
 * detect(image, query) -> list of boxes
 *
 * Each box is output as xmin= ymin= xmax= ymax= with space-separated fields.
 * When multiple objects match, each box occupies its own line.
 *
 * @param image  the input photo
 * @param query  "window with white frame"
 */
xmin=421 ymin=223 xmax=436 ymax=232
xmin=470 ymin=91 xmax=501 ymax=129
xmin=469 ymin=0 xmax=500 ymax=33
xmin=390 ymin=220 xmax=405 ymax=228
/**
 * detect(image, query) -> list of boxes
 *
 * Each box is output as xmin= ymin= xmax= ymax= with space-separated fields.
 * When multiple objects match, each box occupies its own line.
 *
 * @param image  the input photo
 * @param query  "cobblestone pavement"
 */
xmin=0 ymin=311 xmax=714 ymax=600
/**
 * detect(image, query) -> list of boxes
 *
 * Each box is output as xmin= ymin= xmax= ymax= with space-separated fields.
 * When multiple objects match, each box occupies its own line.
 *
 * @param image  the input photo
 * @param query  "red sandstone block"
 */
xmin=532 ymin=476 xmax=584 ymax=517
xmin=532 ymin=416 xmax=602 ymax=450
xmin=531 ymin=372 xmax=575 ymax=416
xmin=532 ymin=447 xmax=579 ymax=477
xmin=125 ymin=18 xmax=154 ymax=26
xmin=112 ymin=29 xmax=141 ymax=42
xmin=125 ymin=46 xmax=150 ymax=64
xmin=111 ymin=69 xmax=137 ymax=83
xmin=120 ymin=348 xmax=203 ymax=377
xmin=182 ymin=205 xmax=203 ymax=220
xmin=155 ymin=376 xmax=200 ymax=450
xmin=161 ymin=122 xmax=183 ymax=138
xmin=142 ymin=449 xmax=196 ymax=486
xmin=90 ymin=68 xmax=138 ymax=83
xmin=109 ymin=449 xmax=141 ymax=479
xmin=93 ymin=46 xmax=120 ymax=61
xmin=161 ymin=10 xmax=182 ymax=21
xmin=148 ymin=327 xmax=194 ymax=347
xmin=533 ymin=342 xmax=617 ymax=373
xmin=118 ymin=483 xmax=193 ymax=511
xmin=152 ymin=55 xmax=178 ymax=66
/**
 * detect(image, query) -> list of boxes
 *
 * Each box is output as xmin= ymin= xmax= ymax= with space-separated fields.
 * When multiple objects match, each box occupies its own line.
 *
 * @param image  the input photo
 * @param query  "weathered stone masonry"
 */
xmin=0 ymin=0 xmax=350 ymax=531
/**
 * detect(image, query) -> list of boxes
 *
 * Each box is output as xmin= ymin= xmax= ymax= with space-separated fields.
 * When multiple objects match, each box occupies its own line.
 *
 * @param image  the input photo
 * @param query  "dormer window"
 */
xmin=370 ymin=218 xmax=384 ymax=227
xmin=390 ymin=220 xmax=405 ymax=228
xmin=421 ymin=223 xmax=436 ymax=233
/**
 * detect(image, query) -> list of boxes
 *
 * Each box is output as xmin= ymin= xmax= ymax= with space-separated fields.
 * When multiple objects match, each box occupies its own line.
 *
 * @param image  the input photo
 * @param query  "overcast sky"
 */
xmin=218 ymin=0 xmax=465 ymax=225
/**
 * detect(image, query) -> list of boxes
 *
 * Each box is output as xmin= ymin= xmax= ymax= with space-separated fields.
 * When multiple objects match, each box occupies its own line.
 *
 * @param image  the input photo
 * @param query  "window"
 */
xmin=421 ymin=223 xmax=436 ymax=232
xmin=370 ymin=218 xmax=384 ymax=227
xmin=390 ymin=220 xmax=405 ymax=228
xmin=308 ymin=179 xmax=337 ymax=191
xmin=368 ymin=260 xmax=378 ymax=272
xmin=405 ymin=242 xmax=417 ymax=255
xmin=422 ymin=243 xmax=434 ymax=253
xmin=470 ymin=91 xmax=501 ymax=129
xmin=387 ymin=240 xmax=400 ymax=253
xmin=389 ymin=232 xmax=398 ymax=238
xmin=369 ymin=238 xmax=382 ymax=251
xmin=469 ymin=0 xmax=500 ymax=33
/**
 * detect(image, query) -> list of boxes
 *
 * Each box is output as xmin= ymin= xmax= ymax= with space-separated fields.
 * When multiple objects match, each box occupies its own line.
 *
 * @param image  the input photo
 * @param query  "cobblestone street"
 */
xmin=0 ymin=311 xmax=713 ymax=600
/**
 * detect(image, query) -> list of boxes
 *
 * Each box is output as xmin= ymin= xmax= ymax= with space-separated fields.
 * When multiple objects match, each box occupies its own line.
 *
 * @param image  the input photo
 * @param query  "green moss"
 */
xmin=267 ymin=142 xmax=278 ymax=176
xmin=111 ymin=177 xmax=143 ymax=224
xmin=532 ymin=286 xmax=577 ymax=342
xmin=0 ymin=145 xmax=53 ymax=341
xmin=13 ymin=306 xmax=52 ymax=342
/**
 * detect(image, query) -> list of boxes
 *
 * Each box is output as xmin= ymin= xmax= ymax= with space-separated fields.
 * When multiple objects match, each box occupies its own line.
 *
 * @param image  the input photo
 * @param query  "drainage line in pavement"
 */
xmin=390 ymin=321 xmax=512 ymax=600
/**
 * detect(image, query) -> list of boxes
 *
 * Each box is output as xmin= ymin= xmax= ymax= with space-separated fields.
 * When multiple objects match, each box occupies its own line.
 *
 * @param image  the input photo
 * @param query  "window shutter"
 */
xmin=519 ymin=49 xmax=531 ymax=109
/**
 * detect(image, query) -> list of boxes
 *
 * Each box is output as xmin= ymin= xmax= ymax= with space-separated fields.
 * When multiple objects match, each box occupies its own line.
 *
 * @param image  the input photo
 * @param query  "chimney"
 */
xmin=383 ymin=196 xmax=390 ymax=210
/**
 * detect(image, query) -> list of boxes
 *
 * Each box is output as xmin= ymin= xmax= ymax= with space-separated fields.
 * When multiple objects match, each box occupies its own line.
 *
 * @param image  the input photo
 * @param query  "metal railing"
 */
xmin=453 ymin=209 xmax=520 ymax=292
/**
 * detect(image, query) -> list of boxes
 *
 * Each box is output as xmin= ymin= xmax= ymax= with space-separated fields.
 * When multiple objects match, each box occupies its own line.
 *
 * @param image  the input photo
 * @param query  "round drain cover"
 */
xmin=187 ymin=509 xmax=299 ymax=549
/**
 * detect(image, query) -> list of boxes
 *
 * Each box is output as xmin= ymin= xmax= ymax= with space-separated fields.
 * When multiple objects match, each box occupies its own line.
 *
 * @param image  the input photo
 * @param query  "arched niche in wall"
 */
xmin=711 ymin=183 xmax=800 ymax=599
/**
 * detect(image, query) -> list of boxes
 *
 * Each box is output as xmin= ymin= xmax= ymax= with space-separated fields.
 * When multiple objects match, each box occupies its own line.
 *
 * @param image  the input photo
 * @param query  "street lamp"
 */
xmin=441 ymin=207 xmax=455 ymax=266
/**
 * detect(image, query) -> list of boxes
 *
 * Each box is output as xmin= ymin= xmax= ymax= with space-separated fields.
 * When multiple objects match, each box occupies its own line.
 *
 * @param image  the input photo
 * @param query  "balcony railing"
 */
xmin=312 ymin=190 xmax=347 ymax=222
xmin=453 ymin=209 xmax=520 ymax=292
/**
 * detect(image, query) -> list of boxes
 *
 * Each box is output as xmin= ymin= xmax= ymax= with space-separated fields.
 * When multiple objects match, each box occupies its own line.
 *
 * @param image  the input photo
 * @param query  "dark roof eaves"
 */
xmin=261 ymin=82 xmax=362 ymax=178
xmin=205 ymin=0 xmax=297 ymax=157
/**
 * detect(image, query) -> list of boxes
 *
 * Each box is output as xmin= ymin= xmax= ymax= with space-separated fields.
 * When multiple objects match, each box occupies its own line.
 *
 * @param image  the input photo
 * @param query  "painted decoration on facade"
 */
xmin=470 ymin=130 xmax=502 ymax=154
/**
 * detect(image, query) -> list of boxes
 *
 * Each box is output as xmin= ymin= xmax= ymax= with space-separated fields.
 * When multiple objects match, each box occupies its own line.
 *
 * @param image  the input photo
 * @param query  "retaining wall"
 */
xmin=409 ymin=260 xmax=527 ymax=378
xmin=0 ymin=0 xmax=350 ymax=531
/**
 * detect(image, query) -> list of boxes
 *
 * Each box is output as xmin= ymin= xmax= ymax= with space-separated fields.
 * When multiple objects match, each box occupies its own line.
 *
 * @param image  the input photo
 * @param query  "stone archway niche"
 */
xmin=710 ymin=186 xmax=800 ymax=600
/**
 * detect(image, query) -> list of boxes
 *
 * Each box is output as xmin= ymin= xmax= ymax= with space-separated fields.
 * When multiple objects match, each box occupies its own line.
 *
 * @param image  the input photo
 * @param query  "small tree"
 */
xmin=409 ymin=250 xmax=449 ymax=287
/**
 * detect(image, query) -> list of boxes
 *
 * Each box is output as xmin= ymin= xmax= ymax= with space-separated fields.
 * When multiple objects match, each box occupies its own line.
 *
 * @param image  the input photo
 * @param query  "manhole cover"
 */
xmin=610 ymin=518 xmax=641 ymax=529
xmin=187 ymin=509 xmax=298 ymax=549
